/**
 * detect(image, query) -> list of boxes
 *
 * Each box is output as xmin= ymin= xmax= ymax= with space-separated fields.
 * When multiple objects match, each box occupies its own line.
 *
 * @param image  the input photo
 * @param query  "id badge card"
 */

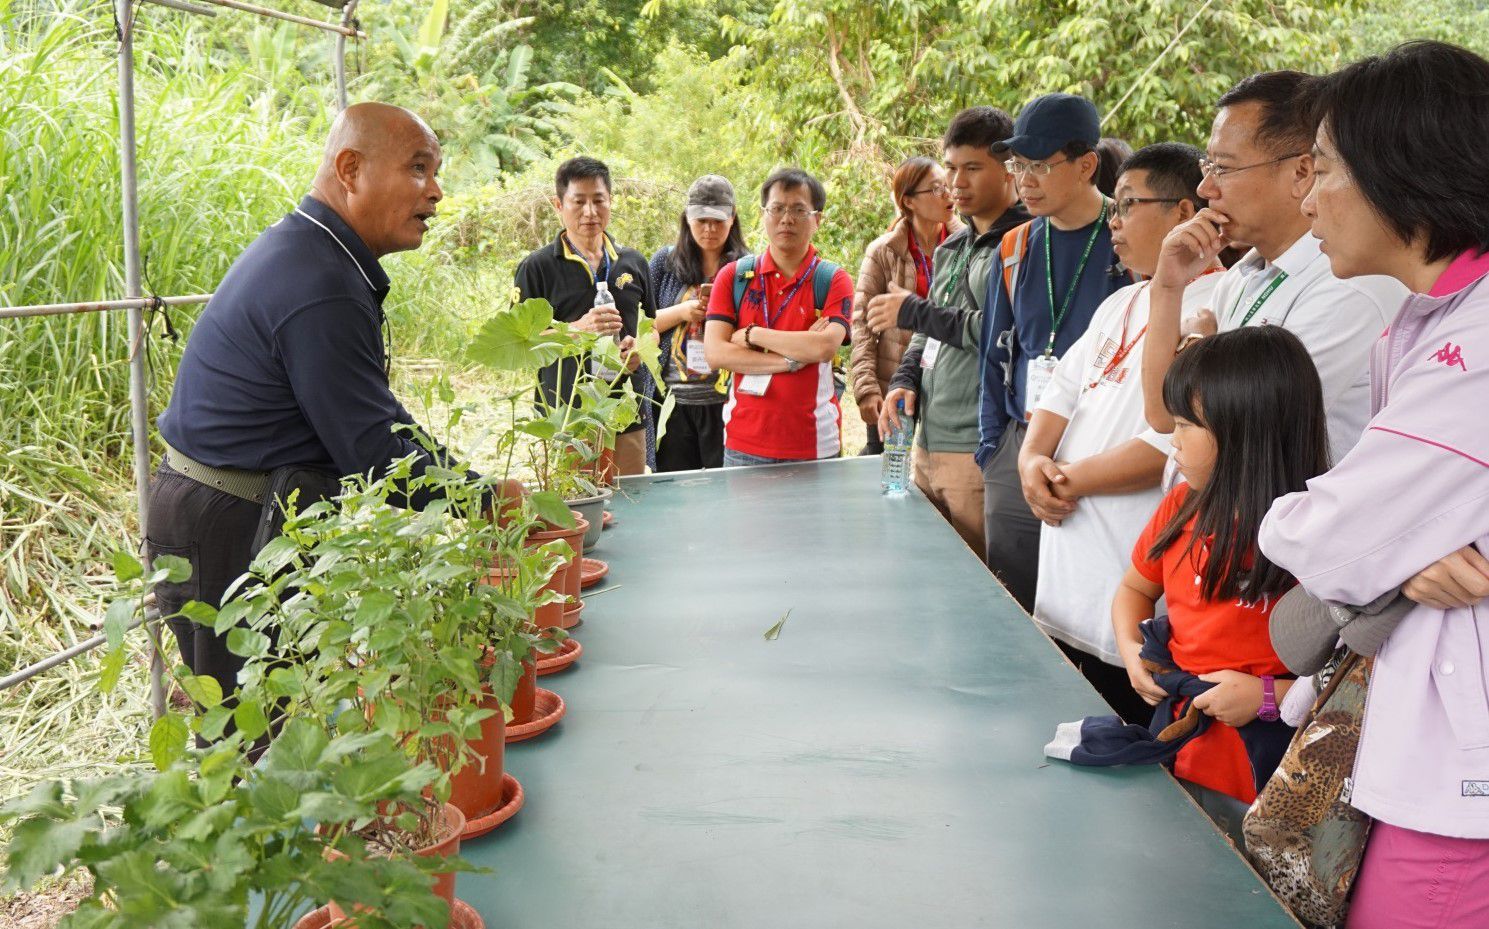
xmin=737 ymin=373 xmax=772 ymax=396
xmin=920 ymin=338 xmax=942 ymax=370
xmin=685 ymin=338 xmax=712 ymax=375
xmin=1025 ymin=353 xmax=1059 ymax=416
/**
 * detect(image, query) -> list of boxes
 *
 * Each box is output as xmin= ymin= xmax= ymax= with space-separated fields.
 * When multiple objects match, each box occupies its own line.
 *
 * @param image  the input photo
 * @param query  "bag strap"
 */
xmin=732 ymin=254 xmax=757 ymax=312
xmin=811 ymin=260 xmax=840 ymax=310
xmin=1000 ymin=220 xmax=1033 ymax=305
xmin=1303 ymin=650 xmax=1369 ymax=728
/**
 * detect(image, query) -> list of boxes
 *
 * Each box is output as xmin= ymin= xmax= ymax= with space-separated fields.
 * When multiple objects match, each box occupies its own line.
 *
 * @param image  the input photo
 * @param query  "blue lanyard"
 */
xmin=756 ymin=257 xmax=820 ymax=328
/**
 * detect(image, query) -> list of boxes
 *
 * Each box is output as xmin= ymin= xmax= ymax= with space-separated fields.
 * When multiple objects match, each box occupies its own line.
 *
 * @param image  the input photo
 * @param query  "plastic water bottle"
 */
xmin=590 ymin=280 xmax=622 ymax=380
xmin=881 ymin=400 xmax=913 ymax=495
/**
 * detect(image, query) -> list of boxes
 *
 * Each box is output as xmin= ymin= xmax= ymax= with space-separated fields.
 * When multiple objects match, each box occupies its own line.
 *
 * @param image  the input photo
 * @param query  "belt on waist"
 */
xmin=164 ymin=444 xmax=269 ymax=504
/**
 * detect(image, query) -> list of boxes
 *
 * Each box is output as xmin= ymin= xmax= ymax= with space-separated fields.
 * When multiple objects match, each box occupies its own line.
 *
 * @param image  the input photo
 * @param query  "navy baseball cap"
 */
xmin=993 ymin=94 xmax=1101 ymax=160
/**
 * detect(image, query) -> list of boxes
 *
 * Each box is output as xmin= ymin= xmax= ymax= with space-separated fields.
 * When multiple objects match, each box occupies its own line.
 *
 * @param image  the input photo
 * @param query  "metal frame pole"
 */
xmin=188 ymin=0 xmax=364 ymax=36
xmin=0 ymin=293 xmax=212 ymax=320
xmin=333 ymin=0 xmax=359 ymax=111
xmin=115 ymin=0 xmax=166 ymax=720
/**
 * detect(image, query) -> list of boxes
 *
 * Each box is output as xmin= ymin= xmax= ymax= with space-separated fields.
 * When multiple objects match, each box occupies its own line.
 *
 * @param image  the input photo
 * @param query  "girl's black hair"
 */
xmin=1148 ymin=326 xmax=1331 ymax=602
xmin=666 ymin=210 xmax=748 ymax=287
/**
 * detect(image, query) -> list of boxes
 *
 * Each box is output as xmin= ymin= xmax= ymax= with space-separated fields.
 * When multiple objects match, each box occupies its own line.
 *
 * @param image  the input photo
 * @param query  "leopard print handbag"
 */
xmin=1242 ymin=651 xmax=1372 ymax=929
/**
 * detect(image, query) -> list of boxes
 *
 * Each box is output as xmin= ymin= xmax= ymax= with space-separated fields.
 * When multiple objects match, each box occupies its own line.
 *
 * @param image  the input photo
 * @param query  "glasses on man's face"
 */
xmin=1004 ymin=155 xmax=1073 ymax=177
xmin=909 ymin=183 xmax=949 ymax=197
xmin=1113 ymin=196 xmax=1182 ymax=220
xmin=1198 ymin=152 xmax=1304 ymax=181
xmin=764 ymin=205 xmax=820 ymax=220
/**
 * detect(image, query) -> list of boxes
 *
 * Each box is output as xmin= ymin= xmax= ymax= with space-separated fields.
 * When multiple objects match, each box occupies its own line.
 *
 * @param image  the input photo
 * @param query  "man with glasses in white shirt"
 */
xmin=1142 ymin=71 xmax=1406 ymax=464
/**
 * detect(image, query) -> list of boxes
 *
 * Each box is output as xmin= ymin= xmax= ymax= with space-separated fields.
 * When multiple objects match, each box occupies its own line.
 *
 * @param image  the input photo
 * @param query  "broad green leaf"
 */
xmin=149 ymin=714 xmax=189 ymax=772
xmin=112 ymin=549 xmax=143 ymax=583
xmin=102 ymin=597 xmax=135 ymax=650
xmin=176 ymin=600 xmax=217 ymax=627
xmin=179 ymin=674 xmax=223 ymax=709
xmin=467 ymin=298 xmax=570 ymax=371
xmin=233 ymin=699 xmax=270 ymax=741
xmin=528 ymin=490 xmax=575 ymax=527
xmin=97 ymin=647 xmax=126 ymax=693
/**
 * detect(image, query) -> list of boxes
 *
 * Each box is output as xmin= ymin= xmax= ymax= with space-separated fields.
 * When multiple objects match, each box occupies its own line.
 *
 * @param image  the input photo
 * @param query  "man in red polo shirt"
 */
xmin=704 ymin=168 xmax=854 ymax=465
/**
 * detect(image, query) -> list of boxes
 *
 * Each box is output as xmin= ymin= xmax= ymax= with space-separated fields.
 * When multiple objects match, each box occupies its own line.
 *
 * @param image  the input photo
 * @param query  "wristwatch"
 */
xmin=1257 ymin=674 xmax=1280 ymax=722
xmin=783 ymin=356 xmax=803 ymax=373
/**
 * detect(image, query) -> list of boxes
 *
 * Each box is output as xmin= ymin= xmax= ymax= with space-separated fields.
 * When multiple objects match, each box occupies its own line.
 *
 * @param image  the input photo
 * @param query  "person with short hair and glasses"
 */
xmin=973 ymin=93 xmax=1135 ymax=610
xmin=703 ymin=168 xmax=855 ymax=465
xmin=1141 ymin=71 xmax=1406 ymax=466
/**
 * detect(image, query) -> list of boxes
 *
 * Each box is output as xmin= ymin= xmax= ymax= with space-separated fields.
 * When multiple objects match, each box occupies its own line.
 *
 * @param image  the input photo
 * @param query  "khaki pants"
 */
xmin=614 ymin=429 xmax=647 ymax=477
xmin=913 ymin=449 xmax=985 ymax=557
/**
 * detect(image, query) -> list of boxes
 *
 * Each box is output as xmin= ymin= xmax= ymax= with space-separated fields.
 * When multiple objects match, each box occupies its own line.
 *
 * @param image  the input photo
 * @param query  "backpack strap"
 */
xmin=732 ymin=254 xmax=758 ymax=313
xmin=811 ymin=260 xmax=841 ymax=311
xmin=1000 ymin=220 xmax=1033 ymax=305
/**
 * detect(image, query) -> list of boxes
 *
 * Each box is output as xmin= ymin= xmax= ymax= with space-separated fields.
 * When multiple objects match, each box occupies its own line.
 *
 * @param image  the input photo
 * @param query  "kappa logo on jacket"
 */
xmin=1429 ymin=340 xmax=1469 ymax=371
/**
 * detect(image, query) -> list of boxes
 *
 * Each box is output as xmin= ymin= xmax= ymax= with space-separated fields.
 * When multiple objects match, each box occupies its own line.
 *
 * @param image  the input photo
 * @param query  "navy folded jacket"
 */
xmin=1044 ymin=618 xmax=1293 ymax=793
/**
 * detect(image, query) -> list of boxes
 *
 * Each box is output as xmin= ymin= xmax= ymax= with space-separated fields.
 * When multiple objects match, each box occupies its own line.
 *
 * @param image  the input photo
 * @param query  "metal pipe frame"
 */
xmin=189 ymin=0 xmax=365 ymax=37
xmin=114 ymin=0 xmax=169 ymax=721
xmin=0 ymin=610 xmax=161 ymax=692
xmin=0 ymin=293 xmax=212 ymax=320
xmin=0 ymin=2 xmax=359 ymax=708
xmin=140 ymin=0 xmax=217 ymax=17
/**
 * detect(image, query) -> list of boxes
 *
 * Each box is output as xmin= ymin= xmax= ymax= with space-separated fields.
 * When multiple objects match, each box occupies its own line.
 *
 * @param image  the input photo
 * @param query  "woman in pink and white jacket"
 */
xmin=1257 ymin=41 xmax=1489 ymax=929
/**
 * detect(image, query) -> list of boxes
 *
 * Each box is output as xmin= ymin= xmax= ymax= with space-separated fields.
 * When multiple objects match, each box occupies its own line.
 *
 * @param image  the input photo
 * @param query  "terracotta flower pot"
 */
xmin=446 ymin=681 xmax=507 ymax=824
xmin=509 ymin=659 xmax=537 ymax=726
xmin=525 ymin=510 xmax=588 ymax=610
xmin=327 ymin=801 xmax=467 ymax=928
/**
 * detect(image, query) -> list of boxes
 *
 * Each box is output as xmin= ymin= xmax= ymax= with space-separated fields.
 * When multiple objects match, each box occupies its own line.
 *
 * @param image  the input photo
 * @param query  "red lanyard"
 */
xmin=1089 ymin=283 xmax=1150 ymax=389
xmin=755 ymin=256 xmax=820 ymax=328
xmin=1088 ymin=267 xmax=1223 ymax=390
xmin=907 ymin=226 xmax=943 ymax=299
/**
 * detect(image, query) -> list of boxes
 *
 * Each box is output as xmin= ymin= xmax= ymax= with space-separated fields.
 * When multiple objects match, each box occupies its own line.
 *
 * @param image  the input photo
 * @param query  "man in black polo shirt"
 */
xmin=514 ymin=157 xmax=657 ymax=475
xmin=150 ymin=102 xmax=467 ymax=697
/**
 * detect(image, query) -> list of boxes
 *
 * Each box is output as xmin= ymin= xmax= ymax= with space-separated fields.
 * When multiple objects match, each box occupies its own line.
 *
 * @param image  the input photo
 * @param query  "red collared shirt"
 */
xmin=706 ymin=246 xmax=854 ymax=460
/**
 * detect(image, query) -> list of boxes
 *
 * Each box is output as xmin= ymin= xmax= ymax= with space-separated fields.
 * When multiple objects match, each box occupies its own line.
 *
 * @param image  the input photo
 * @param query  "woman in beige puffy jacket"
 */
xmin=851 ymin=157 xmax=960 ymax=453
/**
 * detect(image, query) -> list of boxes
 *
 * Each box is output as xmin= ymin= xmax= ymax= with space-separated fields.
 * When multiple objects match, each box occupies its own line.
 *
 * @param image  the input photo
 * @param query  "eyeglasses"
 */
xmin=909 ymin=183 xmax=949 ymax=197
xmin=1004 ymin=156 xmax=1073 ymax=177
xmin=1198 ymin=153 xmax=1304 ymax=180
xmin=1113 ymin=197 xmax=1182 ymax=219
xmin=763 ymin=205 xmax=821 ymax=220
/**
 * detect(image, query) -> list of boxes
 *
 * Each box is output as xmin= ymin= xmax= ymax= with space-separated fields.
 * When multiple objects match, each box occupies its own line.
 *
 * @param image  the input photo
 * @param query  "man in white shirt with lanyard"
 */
xmin=1019 ymin=143 xmax=1222 ymax=723
xmin=1142 ymin=71 xmax=1406 ymax=463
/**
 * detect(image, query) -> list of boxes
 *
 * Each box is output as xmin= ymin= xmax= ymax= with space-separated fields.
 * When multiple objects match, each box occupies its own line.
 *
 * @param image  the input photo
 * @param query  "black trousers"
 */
xmin=655 ymin=402 xmax=724 ymax=472
xmin=146 ymin=463 xmax=260 ymax=701
xmin=982 ymin=422 xmax=1040 ymax=612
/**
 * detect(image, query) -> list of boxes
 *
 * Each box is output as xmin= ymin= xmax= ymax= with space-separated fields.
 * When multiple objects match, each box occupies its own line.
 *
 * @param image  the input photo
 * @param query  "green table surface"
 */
xmin=460 ymin=457 xmax=1299 ymax=928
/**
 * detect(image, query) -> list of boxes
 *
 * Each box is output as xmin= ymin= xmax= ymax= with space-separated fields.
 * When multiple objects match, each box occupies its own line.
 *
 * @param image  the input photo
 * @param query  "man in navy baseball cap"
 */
xmin=974 ymin=89 xmax=1131 ymax=638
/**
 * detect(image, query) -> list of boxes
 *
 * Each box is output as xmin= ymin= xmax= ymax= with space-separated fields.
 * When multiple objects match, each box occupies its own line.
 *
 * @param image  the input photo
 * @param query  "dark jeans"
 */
xmin=982 ymin=421 xmax=1040 ymax=612
xmin=146 ymin=463 xmax=260 ymax=701
xmin=655 ymin=402 xmax=724 ymax=472
xmin=858 ymin=423 xmax=883 ymax=456
xmin=1056 ymin=640 xmax=1156 ymax=726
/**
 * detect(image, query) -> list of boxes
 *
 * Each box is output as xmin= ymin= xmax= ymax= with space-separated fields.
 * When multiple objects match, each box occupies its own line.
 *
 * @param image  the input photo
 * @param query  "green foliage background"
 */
xmin=1 ymin=0 xmax=1486 ymax=813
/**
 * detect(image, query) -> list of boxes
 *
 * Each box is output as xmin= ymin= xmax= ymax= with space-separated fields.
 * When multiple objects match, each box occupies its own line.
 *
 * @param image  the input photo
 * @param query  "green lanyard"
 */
xmin=1043 ymin=197 xmax=1108 ymax=356
xmin=937 ymin=233 xmax=976 ymax=304
xmin=1229 ymin=269 xmax=1289 ymax=327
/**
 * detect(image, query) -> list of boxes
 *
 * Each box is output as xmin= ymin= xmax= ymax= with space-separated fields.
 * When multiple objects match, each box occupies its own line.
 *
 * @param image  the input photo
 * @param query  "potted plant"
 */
xmin=468 ymin=298 xmax=663 ymax=553
xmin=0 ymin=555 xmax=466 ymax=929
xmin=219 ymin=453 xmax=548 ymax=921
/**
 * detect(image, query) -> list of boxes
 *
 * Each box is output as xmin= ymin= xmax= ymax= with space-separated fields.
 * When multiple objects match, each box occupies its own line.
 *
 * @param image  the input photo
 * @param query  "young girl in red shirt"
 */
xmin=1112 ymin=326 xmax=1331 ymax=827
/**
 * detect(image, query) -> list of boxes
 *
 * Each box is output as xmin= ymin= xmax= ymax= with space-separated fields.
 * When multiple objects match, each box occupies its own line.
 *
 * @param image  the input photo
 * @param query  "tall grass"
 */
xmin=0 ymin=0 xmax=330 ymax=798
